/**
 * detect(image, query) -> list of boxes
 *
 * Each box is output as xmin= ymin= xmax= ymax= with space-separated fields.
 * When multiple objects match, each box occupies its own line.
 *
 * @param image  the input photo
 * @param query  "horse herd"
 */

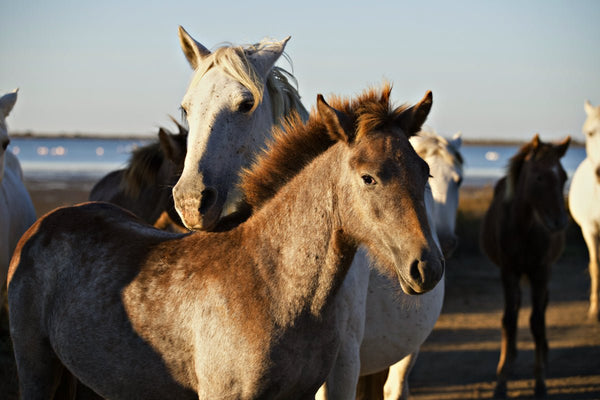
xmin=1 ymin=27 xmax=598 ymax=400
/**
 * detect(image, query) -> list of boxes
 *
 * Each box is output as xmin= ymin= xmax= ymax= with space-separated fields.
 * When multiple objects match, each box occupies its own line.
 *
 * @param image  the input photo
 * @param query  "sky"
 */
xmin=1 ymin=0 xmax=599 ymax=141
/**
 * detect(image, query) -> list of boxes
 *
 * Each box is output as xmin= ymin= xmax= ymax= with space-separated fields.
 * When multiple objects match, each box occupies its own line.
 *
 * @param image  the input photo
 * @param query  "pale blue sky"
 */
xmin=1 ymin=0 xmax=599 ymax=140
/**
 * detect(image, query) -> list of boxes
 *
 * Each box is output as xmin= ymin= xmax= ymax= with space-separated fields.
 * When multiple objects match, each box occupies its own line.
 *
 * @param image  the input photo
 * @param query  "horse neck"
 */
xmin=505 ymin=172 xmax=537 ymax=229
xmin=242 ymin=144 xmax=357 ymax=324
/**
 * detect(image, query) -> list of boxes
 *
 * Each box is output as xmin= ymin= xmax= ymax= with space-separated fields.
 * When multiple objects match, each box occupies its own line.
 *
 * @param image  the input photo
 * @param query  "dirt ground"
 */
xmin=1 ymin=182 xmax=599 ymax=399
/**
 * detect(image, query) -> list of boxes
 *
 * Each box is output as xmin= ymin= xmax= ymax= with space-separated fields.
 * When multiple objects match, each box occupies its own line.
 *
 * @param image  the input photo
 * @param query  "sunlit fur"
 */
xmin=569 ymin=100 xmax=600 ymax=321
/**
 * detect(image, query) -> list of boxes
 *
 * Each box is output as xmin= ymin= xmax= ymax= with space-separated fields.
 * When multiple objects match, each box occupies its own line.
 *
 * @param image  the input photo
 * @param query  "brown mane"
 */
xmin=239 ymin=83 xmax=412 ymax=211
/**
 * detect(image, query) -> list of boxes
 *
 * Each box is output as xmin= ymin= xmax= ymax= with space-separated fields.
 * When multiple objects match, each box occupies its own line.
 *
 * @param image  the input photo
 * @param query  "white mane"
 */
xmin=191 ymin=41 xmax=308 ymax=123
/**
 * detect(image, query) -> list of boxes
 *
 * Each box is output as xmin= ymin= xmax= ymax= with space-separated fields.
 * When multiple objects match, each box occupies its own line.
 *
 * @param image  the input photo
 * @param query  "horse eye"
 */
xmin=361 ymin=175 xmax=376 ymax=185
xmin=238 ymin=99 xmax=254 ymax=113
xmin=2 ymin=139 xmax=9 ymax=150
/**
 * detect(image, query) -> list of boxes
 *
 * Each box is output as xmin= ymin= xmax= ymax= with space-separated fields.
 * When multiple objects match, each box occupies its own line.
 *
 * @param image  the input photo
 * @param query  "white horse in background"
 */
xmin=569 ymin=100 xmax=600 ymax=321
xmin=172 ymin=26 xmax=308 ymax=231
xmin=0 ymin=89 xmax=36 ymax=291
xmin=317 ymin=130 xmax=463 ymax=400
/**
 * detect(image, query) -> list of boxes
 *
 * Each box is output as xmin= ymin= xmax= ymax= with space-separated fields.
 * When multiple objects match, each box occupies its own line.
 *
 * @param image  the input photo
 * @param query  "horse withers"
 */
xmin=0 ymin=89 xmax=36 ymax=292
xmin=569 ymin=100 xmax=600 ymax=322
xmin=7 ymin=86 xmax=443 ymax=399
xmin=480 ymin=134 xmax=571 ymax=399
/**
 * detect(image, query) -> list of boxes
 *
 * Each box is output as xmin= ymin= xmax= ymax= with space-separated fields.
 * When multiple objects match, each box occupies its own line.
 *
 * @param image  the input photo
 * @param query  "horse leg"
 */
xmin=383 ymin=352 xmax=419 ymax=400
xmin=581 ymin=227 xmax=600 ymax=321
xmin=529 ymin=273 xmax=549 ymax=399
xmin=11 ymin=335 xmax=67 ymax=399
xmin=494 ymin=268 xmax=521 ymax=399
xmin=316 ymin=339 xmax=361 ymax=400
xmin=355 ymin=369 xmax=388 ymax=400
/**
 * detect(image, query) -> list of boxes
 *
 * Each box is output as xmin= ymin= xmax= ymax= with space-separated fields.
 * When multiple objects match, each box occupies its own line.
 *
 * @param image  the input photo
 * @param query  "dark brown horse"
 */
xmin=89 ymin=118 xmax=187 ymax=232
xmin=480 ymin=134 xmax=571 ymax=399
xmin=8 ymin=86 xmax=443 ymax=400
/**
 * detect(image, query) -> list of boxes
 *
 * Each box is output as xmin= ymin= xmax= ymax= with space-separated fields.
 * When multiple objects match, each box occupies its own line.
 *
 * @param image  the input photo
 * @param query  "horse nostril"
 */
xmin=199 ymin=188 xmax=218 ymax=216
xmin=410 ymin=260 xmax=423 ymax=285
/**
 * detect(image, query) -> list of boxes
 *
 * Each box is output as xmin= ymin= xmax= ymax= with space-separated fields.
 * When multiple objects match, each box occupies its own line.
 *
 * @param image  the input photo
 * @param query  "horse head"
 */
xmin=507 ymin=134 xmax=571 ymax=233
xmin=0 ymin=89 xmax=18 ymax=182
xmin=317 ymin=89 xmax=444 ymax=294
xmin=411 ymin=130 xmax=463 ymax=258
xmin=173 ymin=26 xmax=291 ymax=231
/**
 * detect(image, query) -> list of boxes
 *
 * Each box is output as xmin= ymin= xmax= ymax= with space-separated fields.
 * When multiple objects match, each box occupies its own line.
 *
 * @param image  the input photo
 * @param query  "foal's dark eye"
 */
xmin=361 ymin=175 xmax=376 ymax=185
xmin=238 ymin=99 xmax=254 ymax=113
xmin=2 ymin=139 xmax=9 ymax=150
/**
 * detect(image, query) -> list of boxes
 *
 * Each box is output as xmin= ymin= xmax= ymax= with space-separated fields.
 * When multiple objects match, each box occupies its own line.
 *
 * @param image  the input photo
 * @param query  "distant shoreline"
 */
xmin=11 ymin=132 xmax=585 ymax=147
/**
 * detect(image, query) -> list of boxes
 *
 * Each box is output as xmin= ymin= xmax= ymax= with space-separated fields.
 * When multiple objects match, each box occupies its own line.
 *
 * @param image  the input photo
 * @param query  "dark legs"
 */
xmin=529 ymin=274 xmax=549 ymax=399
xmin=495 ymin=267 xmax=550 ymax=399
xmin=494 ymin=269 xmax=521 ymax=399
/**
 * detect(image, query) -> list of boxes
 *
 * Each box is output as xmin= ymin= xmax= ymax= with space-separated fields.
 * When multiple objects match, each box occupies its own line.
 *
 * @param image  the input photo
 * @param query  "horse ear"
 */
xmin=159 ymin=127 xmax=186 ymax=165
xmin=555 ymin=135 xmax=571 ymax=158
xmin=0 ymin=88 xmax=18 ymax=118
xmin=317 ymin=94 xmax=351 ymax=143
xmin=532 ymin=133 xmax=541 ymax=149
xmin=178 ymin=26 xmax=211 ymax=70
xmin=398 ymin=91 xmax=433 ymax=137
xmin=451 ymin=131 xmax=463 ymax=149
xmin=584 ymin=100 xmax=595 ymax=116
xmin=168 ymin=115 xmax=188 ymax=137
xmin=250 ymin=36 xmax=290 ymax=78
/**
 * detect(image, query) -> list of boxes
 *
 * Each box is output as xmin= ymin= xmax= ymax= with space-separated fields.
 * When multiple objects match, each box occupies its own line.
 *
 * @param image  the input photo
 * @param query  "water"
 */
xmin=10 ymin=137 xmax=151 ymax=181
xmin=9 ymin=137 xmax=587 ymax=187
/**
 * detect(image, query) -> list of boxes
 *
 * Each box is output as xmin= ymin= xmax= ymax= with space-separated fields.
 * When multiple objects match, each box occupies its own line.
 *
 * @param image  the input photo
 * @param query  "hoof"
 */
xmin=493 ymin=382 xmax=507 ymax=399
xmin=534 ymin=380 xmax=547 ymax=399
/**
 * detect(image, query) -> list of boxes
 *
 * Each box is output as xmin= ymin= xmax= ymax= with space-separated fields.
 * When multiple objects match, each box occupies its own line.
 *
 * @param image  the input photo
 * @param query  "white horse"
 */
xmin=172 ymin=26 xmax=308 ymax=231
xmin=317 ymin=130 xmax=463 ymax=400
xmin=569 ymin=100 xmax=600 ymax=321
xmin=0 ymin=89 xmax=36 ymax=291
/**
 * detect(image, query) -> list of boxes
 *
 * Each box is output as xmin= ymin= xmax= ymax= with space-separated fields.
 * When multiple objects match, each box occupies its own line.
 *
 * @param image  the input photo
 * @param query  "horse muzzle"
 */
xmin=173 ymin=184 xmax=222 ymax=231
xmin=398 ymin=251 xmax=445 ymax=295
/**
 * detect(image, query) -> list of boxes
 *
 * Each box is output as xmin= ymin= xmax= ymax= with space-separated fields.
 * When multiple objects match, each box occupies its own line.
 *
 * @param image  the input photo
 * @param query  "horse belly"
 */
xmin=359 ymin=270 xmax=444 ymax=375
